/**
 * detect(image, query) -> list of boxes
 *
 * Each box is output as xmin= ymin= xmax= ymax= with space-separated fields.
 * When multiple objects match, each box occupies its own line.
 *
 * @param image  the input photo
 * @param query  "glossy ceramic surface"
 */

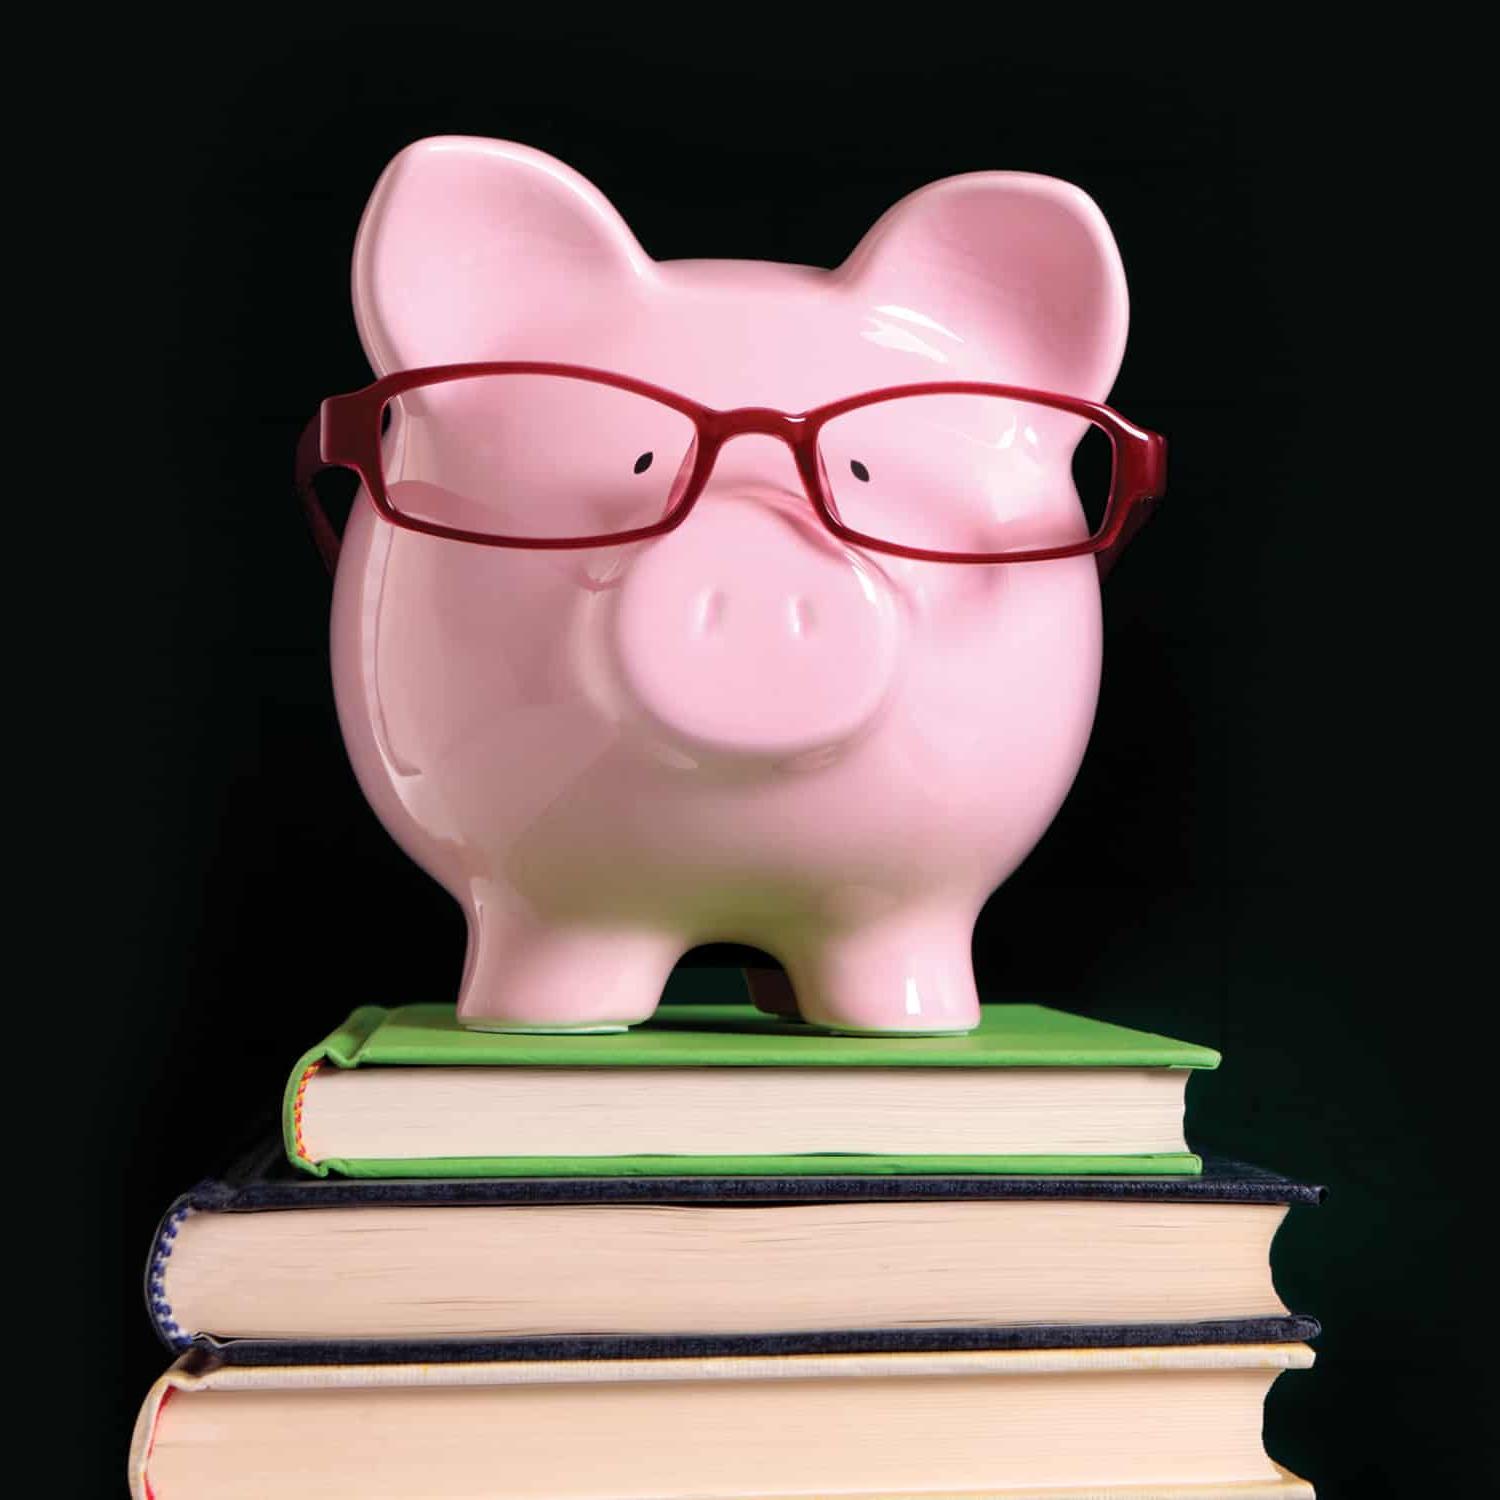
xmin=328 ymin=136 xmax=1136 ymax=1034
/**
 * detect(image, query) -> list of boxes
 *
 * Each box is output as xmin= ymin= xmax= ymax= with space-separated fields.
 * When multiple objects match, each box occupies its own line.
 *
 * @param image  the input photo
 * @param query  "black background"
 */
xmin=33 ymin=17 xmax=1483 ymax=1497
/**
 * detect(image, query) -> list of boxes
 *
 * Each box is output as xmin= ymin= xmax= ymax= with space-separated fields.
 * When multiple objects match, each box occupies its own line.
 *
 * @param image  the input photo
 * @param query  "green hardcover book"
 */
xmin=284 ymin=1001 xmax=1219 ymax=1179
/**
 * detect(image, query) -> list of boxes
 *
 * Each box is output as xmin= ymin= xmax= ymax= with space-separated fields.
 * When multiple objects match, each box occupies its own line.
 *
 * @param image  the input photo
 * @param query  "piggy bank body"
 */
xmin=330 ymin=137 xmax=1131 ymax=1034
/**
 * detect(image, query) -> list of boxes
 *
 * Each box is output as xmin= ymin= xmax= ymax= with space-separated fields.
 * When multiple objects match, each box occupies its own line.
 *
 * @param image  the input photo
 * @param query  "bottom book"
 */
xmin=130 ymin=1343 xmax=1314 ymax=1499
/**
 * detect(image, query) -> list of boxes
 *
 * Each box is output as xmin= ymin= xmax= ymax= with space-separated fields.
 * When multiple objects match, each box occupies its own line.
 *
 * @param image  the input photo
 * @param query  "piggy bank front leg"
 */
xmin=781 ymin=907 xmax=982 ymax=1036
xmin=457 ymin=903 xmax=681 ymax=1034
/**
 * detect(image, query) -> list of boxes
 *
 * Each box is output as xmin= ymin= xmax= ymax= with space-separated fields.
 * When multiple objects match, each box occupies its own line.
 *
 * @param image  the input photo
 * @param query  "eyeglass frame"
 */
xmin=295 ymin=361 xmax=1167 ymax=576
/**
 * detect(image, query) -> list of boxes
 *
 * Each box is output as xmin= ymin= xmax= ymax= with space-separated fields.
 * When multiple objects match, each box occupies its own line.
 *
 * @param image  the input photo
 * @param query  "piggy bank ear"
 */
xmin=353 ymin=136 xmax=650 ymax=373
xmin=837 ymin=173 xmax=1129 ymax=401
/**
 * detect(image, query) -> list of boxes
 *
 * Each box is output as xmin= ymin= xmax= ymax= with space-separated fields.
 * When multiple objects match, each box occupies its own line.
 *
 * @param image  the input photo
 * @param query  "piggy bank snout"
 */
xmin=612 ymin=496 xmax=899 ymax=759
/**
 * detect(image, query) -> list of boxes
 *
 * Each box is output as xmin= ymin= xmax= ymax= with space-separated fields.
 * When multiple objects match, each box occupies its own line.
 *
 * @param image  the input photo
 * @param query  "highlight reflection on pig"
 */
xmin=310 ymin=135 xmax=1162 ymax=1035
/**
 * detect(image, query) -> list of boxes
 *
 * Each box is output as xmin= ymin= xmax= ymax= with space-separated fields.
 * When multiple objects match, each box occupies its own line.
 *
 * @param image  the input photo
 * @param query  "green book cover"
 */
xmin=285 ymin=1002 xmax=1219 ymax=1180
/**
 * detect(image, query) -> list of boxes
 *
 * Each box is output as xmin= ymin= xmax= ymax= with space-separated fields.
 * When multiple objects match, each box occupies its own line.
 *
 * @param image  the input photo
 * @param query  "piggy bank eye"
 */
xmin=850 ymin=460 xmax=870 ymax=483
xmin=633 ymin=452 xmax=654 ymax=474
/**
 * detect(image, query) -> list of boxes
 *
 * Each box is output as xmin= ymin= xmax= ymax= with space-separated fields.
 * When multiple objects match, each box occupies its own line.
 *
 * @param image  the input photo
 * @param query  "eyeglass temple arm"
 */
xmin=1095 ymin=432 xmax=1167 ymax=581
xmin=294 ymin=407 xmax=342 ymax=576
xmin=1095 ymin=493 xmax=1158 ymax=579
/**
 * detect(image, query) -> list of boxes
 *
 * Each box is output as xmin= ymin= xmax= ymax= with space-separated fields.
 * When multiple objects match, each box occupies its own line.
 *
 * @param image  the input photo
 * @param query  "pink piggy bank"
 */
xmin=297 ymin=136 xmax=1166 ymax=1035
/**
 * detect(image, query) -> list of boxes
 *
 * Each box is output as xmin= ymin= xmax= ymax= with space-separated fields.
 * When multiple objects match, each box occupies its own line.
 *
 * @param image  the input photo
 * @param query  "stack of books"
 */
xmin=130 ymin=988 xmax=1320 ymax=1497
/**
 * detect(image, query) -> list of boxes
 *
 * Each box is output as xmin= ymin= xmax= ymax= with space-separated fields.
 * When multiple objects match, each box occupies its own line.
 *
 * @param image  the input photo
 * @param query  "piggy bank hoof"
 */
xmin=788 ymin=925 xmax=983 ymax=1036
xmin=459 ymin=1019 xmax=632 ymax=1035
xmin=821 ymin=1022 xmax=979 ymax=1038
xmin=455 ymin=927 xmax=679 ymax=1034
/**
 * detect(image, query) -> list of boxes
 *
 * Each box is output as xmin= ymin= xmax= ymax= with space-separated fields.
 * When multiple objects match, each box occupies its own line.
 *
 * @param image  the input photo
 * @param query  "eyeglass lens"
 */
xmin=818 ymin=394 xmax=1112 ymax=555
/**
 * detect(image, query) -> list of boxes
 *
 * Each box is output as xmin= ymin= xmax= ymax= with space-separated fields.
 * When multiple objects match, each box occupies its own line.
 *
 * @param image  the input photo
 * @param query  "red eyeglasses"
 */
xmin=295 ymin=362 xmax=1166 ymax=576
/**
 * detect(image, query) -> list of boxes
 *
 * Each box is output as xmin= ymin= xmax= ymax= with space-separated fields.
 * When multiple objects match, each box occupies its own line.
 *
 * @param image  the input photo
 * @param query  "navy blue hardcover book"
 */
xmin=148 ymin=1136 xmax=1322 ymax=1367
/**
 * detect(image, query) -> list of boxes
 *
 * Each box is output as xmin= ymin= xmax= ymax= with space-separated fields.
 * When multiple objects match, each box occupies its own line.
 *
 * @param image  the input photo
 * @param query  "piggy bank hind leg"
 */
xmin=457 ymin=908 xmax=682 ymax=1034
xmin=781 ymin=908 xmax=982 ymax=1036
xmin=744 ymin=966 xmax=807 ymax=1022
